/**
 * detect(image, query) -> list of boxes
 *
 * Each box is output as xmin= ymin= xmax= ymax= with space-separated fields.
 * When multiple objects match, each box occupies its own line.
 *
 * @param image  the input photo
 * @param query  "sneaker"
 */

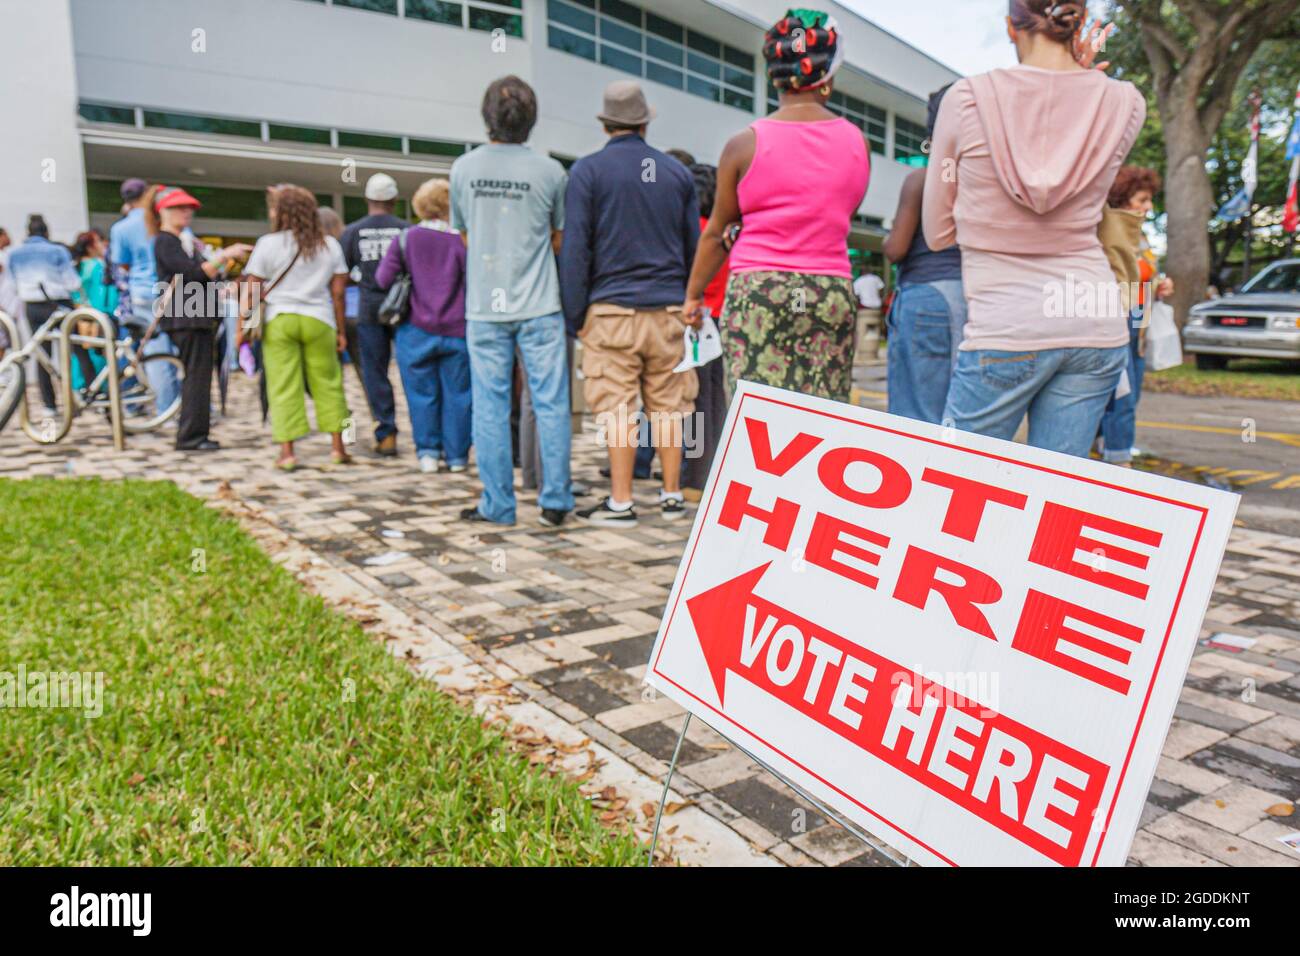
xmin=539 ymin=508 xmax=568 ymax=528
xmin=447 ymin=463 xmax=467 ymax=474
xmin=418 ymin=454 xmax=441 ymax=474
xmin=661 ymin=497 xmax=688 ymax=521
xmin=375 ymin=435 xmax=398 ymax=457
xmin=577 ymin=497 xmax=638 ymax=527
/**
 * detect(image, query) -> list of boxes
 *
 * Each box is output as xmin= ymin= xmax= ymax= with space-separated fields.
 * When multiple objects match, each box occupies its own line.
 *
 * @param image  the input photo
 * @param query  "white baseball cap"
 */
xmin=364 ymin=173 xmax=399 ymax=202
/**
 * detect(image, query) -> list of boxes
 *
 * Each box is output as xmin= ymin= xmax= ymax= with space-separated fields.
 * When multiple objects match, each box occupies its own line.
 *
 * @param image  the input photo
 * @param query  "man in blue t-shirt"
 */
xmin=110 ymin=178 xmax=180 ymax=417
xmin=451 ymin=75 xmax=572 ymax=527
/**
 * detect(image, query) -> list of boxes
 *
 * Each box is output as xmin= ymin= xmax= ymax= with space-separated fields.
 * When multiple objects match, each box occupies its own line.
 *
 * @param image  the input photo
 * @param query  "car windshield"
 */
xmin=1242 ymin=262 xmax=1300 ymax=293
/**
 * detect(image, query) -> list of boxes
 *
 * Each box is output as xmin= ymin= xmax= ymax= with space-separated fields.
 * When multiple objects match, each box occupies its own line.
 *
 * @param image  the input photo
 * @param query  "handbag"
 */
xmin=242 ymin=246 xmax=300 ymax=341
xmin=377 ymin=230 xmax=411 ymax=327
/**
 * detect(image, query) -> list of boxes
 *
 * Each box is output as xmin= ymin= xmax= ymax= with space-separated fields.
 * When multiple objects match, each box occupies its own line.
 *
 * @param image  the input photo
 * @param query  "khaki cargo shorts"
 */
xmin=579 ymin=303 xmax=698 ymax=416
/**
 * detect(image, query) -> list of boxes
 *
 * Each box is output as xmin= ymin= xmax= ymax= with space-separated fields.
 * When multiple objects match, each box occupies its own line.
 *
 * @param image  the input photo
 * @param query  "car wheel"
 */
xmin=1194 ymin=353 xmax=1229 ymax=371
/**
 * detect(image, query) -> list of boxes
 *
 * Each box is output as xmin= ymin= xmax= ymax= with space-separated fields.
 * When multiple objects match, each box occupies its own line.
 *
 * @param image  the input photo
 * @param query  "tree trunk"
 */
xmin=1161 ymin=115 xmax=1215 ymax=324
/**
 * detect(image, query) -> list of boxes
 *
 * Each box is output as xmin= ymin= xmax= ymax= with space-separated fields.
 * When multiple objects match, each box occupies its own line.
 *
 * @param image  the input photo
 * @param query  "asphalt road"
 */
xmin=851 ymin=365 xmax=1300 ymax=536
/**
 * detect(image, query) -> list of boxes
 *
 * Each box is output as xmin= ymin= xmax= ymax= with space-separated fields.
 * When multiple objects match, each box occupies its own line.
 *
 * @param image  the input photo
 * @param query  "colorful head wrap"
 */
xmin=763 ymin=9 xmax=844 ymax=92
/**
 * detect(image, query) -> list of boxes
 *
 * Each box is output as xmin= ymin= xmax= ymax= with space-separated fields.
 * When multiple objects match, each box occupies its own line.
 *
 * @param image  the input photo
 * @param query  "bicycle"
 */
xmin=0 ymin=306 xmax=184 ymax=441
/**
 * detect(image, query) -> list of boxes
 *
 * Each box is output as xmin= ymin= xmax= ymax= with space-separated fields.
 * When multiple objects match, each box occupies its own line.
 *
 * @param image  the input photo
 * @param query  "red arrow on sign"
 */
xmin=682 ymin=563 xmax=1108 ymax=865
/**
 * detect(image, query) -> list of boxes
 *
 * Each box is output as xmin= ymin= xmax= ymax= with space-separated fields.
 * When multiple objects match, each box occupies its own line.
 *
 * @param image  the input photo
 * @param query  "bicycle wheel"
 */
xmin=0 ymin=356 xmax=24 ymax=433
xmin=120 ymin=353 xmax=186 ymax=433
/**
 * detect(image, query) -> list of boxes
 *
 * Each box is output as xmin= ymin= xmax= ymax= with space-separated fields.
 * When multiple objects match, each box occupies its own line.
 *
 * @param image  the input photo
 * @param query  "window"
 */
xmin=338 ymin=130 xmax=404 ymax=152
xmin=344 ymin=195 xmax=411 ymax=223
xmin=79 ymin=102 xmax=135 ymax=126
xmin=894 ymin=116 xmax=927 ymax=162
xmin=410 ymin=137 xmax=467 ymax=156
xmin=143 ymin=110 xmax=261 ymax=139
xmin=335 ymin=0 xmax=398 ymax=13
xmin=549 ymin=24 xmax=596 ymax=60
xmin=269 ymin=123 xmax=331 ymax=145
xmin=546 ymin=0 xmax=755 ymax=112
xmin=468 ymin=5 xmax=523 ymax=37
xmin=406 ymin=0 xmax=462 ymax=26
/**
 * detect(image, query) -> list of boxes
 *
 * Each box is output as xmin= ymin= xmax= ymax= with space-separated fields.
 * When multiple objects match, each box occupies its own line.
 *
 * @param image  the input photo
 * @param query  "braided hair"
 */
xmin=763 ymin=9 xmax=843 ymax=93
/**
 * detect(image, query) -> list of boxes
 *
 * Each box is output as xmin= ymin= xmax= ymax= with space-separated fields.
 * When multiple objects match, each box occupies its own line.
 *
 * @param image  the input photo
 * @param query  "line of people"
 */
xmin=0 ymin=2 xmax=1175 ymax=526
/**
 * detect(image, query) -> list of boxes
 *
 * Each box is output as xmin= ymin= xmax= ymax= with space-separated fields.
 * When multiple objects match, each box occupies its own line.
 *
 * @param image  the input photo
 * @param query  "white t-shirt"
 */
xmin=853 ymin=273 xmax=884 ymax=309
xmin=246 ymin=231 xmax=348 ymax=329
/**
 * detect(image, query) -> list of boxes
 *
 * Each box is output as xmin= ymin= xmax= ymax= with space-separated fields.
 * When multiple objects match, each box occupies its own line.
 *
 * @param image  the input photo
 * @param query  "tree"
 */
xmin=1105 ymin=0 xmax=1300 ymax=321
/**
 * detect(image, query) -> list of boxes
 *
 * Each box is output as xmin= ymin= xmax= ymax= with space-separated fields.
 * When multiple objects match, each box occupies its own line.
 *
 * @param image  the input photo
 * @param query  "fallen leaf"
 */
xmin=1265 ymin=803 xmax=1295 ymax=817
xmin=663 ymin=800 xmax=693 ymax=815
xmin=127 ymin=773 xmax=145 ymax=787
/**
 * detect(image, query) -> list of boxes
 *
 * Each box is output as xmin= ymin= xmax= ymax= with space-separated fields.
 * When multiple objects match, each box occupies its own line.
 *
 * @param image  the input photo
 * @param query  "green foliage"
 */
xmin=0 ymin=479 xmax=641 ymax=866
xmin=1104 ymin=1 xmax=1300 ymax=276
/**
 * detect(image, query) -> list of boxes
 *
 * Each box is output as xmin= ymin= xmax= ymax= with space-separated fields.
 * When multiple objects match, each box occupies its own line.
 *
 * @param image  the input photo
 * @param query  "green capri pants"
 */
xmin=263 ymin=312 xmax=350 ymax=443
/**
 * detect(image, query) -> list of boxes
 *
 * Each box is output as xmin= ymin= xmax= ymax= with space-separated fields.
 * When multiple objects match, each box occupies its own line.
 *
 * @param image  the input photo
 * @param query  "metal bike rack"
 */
xmin=9 ymin=306 xmax=126 ymax=451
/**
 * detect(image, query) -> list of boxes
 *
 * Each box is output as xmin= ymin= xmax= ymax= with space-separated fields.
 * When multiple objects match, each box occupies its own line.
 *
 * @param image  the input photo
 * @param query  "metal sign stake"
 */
xmin=647 ymin=712 xmax=691 ymax=866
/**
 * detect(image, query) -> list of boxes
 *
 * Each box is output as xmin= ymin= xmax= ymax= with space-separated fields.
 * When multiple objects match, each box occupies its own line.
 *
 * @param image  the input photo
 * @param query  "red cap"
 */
xmin=154 ymin=186 xmax=201 ymax=211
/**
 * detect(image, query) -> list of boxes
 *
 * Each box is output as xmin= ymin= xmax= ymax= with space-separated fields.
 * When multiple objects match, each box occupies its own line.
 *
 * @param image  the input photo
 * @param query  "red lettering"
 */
xmin=718 ymin=481 xmax=800 ymax=551
xmin=893 ymin=546 xmax=1003 ymax=641
xmin=745 ymin=417 xmax=823 ymax=476
xmin=805 ymin=512 xmax=890 ymax=590
xmin=1029 ymin=502 xmax=1162 ymax=599
xmin=1012 ymin=590 xmax=1145 ymax=694
xmin=818 ymin=446 xmax=912 ymax=509
xmin=922 ymin=468 xmax=1028 ymax=542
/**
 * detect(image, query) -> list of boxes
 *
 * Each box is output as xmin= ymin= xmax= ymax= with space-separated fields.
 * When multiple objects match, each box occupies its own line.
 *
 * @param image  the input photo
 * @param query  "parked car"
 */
xmin=1184 ymin=259 xmax=1300 ymax=370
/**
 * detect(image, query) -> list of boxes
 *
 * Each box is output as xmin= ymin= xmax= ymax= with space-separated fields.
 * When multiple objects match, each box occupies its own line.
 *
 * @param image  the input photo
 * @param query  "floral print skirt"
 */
xmin=720 ymin=270 xmax=857 ymax=403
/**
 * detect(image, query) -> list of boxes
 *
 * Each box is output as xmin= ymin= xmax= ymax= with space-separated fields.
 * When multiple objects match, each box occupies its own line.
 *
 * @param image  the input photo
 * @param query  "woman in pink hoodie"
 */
xmin=922 ymin=0 xmax=1145 ymax=458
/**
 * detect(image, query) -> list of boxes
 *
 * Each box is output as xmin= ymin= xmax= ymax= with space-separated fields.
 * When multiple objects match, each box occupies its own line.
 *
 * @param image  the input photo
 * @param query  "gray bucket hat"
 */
xmin=597 ymin=80 xmax=656 ymax=127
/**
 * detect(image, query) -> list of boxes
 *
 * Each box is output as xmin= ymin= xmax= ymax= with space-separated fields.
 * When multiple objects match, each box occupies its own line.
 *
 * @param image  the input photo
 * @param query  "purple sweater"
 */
xmin=375 ymin=224 xmax=467 ymax=337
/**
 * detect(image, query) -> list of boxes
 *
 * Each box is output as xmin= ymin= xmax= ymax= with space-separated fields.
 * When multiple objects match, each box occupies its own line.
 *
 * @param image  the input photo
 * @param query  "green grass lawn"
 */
xmin=1144 ymin=357 xmax=1300 ymax=401
xmin=0 ymin=478 xmax=641 ymax=866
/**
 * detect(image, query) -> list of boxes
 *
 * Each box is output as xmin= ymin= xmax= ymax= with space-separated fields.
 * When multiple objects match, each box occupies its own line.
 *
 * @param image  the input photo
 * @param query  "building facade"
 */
xmin=0 ymin=0 xmax=959 ymax=260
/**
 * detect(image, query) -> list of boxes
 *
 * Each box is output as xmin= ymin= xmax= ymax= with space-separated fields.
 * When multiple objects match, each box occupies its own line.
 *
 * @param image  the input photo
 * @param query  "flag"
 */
xmin=1286 ymin=80 xmax=1300 ymax=162
xmin=1286 ymin=82 xmax=1300 ymax=233
xmin=1242 ymin=93 xmax=1261 ymax=200
xmin=1285 ymin=155 xmax=1300 ymax=234
xmin=1216 ymin=186 xmax=1251 ymax=222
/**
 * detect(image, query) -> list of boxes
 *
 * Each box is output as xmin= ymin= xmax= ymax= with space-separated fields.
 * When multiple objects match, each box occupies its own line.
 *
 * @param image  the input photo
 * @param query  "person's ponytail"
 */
xmin=141 ymin=184 xmax=163 ymax=236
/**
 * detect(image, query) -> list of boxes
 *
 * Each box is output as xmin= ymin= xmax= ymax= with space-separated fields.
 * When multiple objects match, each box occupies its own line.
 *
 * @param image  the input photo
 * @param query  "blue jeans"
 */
xmin=394 ymin=323 xmax=472 ymax=465
xmin=886 ymin=279 xmax=967 ymax=424
xmin=1099 ymin=322 xmax=1145 ymax=464
xmin=943 ymin=345 xmax=1128 ymax=458
xmin=132 ymin=302 xmax=180 ymax=416
xmin=355 ymin=318 xmax=397 ymax=441
xmin=467 ymin=313 xmax=574 ymax=523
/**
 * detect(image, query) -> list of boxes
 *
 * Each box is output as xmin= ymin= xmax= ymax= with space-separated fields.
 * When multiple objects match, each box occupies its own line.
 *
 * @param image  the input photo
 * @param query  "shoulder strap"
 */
xmin=264 ymin=244 xmax=301 ymax=294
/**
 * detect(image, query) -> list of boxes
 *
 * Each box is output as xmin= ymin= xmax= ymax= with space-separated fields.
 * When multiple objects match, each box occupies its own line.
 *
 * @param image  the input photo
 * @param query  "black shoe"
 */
xmin=577 ymin=497 xmax=638 ymax=527
xmin=459 ymin=506 xmax=513 ymax=526
xmin=598 ymin=467 xmax=656 ymax=480
xmin=661 ymin=497 xmax=688 ymax=521
xmin=178 ymin=439 xmax=220 ymax=452
xmin=539 ymin=508 xmax=569 ymax=528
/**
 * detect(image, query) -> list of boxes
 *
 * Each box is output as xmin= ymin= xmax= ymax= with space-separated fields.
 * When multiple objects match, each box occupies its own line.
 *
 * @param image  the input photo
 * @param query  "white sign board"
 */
xmin=646 ymin=381 xmax=1238 ymax=867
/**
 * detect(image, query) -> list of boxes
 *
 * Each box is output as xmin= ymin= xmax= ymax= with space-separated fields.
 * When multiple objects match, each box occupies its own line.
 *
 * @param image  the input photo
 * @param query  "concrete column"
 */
xmin=0 ymin=0 xmax=88 ymax=243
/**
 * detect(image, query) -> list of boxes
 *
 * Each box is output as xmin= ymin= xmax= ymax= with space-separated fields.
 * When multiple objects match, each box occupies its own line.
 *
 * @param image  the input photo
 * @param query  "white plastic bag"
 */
xmin=674 ymin=312 xmax=723 ymax=372
xmin=1145 ymin=301 xmax=1182 ymax=372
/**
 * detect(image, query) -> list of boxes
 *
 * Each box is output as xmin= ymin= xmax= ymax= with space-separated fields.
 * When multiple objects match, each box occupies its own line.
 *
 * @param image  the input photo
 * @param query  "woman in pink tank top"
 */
xmin=683 ymin=8 xmax=870 ymax=402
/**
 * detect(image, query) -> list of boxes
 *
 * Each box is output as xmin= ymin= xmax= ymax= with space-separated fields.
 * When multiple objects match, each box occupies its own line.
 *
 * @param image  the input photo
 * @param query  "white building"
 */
xmin=0 ymin=0 xmax=958 ymax=265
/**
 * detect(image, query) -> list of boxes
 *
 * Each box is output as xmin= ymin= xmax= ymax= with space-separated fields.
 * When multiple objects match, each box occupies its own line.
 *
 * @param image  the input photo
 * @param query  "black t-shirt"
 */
xmin=341 ymin=213 xmax=408 ymax=317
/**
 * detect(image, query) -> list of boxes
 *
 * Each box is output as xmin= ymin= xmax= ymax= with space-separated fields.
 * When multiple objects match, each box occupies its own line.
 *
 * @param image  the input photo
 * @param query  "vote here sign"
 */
xmin=645 ymin=381 xmax=1238 ymax=867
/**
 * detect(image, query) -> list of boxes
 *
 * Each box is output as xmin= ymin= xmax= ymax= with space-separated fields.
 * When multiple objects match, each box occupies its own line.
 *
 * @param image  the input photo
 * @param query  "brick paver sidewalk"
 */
xmin=3 ymin=373 xmax=1298 ymax=866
